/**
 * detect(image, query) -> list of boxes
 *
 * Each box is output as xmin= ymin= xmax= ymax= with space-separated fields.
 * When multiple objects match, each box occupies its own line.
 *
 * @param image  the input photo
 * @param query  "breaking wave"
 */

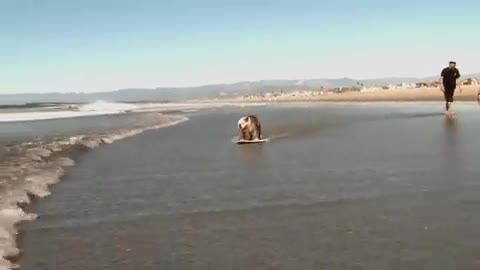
xmin=0 ymin=101 xmax=137 ymax=123
xmin=0 ymin=100 xmax=266 ymax=123
xmin=78 ymin=100 xmax=137 ymax=113
xmin=0 ymin=113 xmax=188 ymax=270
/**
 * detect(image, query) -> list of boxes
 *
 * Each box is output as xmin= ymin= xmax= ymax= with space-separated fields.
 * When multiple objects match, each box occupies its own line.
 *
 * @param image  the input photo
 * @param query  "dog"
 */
xmin=237 ymin=115 xmax=263 ymax=141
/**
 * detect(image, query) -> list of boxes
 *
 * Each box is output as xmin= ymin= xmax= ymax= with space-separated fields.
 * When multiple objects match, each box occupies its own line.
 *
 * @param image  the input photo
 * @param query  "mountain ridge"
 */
xmin=1 ymin=73 xmax=479 ymax=105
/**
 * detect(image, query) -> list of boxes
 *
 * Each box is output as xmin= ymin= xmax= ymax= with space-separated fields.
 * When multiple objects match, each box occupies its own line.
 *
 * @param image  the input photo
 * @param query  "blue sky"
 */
xmin=1 ymin=0 xmax=479 ymax=93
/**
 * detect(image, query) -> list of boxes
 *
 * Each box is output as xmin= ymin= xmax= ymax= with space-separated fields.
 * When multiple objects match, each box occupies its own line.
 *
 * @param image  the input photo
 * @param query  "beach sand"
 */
xmin=194 ymin=86 xmax=480 ymax=103
xmin=314 ymin=86 xmax=480 ymax=102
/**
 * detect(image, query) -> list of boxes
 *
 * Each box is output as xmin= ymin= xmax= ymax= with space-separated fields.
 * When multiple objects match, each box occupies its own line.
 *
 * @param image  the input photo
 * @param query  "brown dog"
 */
xmin=237 ymin=115 xmax=263 ymax=140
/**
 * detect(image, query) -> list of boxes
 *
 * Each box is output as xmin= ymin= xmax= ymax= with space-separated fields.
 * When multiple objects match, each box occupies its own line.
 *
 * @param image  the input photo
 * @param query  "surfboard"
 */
xmin=235 ymin=138 xmax=269 ymax=144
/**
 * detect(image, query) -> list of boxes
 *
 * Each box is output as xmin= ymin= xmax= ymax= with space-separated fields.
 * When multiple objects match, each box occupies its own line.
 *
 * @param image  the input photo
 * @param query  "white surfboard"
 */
xmin=235 ymin=138 xmax=269 ymax=144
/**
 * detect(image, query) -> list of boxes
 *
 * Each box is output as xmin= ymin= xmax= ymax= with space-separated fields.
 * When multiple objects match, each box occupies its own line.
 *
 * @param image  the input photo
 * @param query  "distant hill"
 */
xmin=1 ymin=73 xmax=479 ymax=105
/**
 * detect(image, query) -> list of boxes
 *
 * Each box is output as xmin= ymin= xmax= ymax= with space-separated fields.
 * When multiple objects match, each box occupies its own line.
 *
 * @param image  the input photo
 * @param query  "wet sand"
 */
xmin=17 ymin=103 xmax=480 ymax=270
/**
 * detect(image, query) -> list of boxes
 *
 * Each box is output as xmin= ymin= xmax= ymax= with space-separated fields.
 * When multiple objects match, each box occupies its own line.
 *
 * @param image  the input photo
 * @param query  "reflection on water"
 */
xmin=443 ymin=115 xmax=462 ymax=178
xmin=237 ymin=143 xmax=266 ymax=168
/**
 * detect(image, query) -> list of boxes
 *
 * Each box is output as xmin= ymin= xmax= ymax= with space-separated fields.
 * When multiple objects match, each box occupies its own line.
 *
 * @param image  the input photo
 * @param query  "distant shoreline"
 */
xmin=2 ymin=86 xmax=479 ymax=107
xmin=192 ymin=86 xmax=480 ymax=104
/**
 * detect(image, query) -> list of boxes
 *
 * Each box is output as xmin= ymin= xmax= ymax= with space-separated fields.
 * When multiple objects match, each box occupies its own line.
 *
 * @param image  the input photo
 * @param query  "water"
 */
xmin=10 ymin=102 xmax=480 ymax=269
xmin=0 ymin=101 xmax=261 ymax=269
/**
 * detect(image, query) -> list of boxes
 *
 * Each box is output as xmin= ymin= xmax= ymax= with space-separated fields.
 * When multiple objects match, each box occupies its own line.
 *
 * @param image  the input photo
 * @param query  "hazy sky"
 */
xmin=1 ymin=0 xmax=480 ymax=93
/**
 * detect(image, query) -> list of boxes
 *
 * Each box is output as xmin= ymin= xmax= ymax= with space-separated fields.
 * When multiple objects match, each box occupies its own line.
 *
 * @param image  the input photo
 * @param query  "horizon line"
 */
xmin=2 ymin=72 xmax=478 ymax=96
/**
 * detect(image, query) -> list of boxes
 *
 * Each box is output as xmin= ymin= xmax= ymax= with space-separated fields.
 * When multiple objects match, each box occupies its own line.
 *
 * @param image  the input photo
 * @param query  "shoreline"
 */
xmin=190 ymin=86 xmax=480 ymax=104
xmin=0 ymin=102 xmax=266 ymax=123
xmin=0 ymin=114 xmax=189 ymax=270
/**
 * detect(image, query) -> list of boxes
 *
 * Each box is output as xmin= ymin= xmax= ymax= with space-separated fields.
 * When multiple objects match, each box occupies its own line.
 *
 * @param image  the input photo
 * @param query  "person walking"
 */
xmin=440 ymin=61 xmax=461 ymax=114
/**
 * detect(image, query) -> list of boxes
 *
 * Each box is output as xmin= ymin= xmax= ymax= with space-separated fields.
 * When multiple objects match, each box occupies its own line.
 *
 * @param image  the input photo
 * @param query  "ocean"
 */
xmin=2 ymin=102 xmax=480 ymax=269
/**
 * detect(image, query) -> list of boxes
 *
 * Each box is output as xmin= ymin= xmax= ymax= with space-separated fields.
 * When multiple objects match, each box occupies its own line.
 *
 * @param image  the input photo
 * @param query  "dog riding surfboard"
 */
xmin=235 ymin=115 xmax=269 ymax=144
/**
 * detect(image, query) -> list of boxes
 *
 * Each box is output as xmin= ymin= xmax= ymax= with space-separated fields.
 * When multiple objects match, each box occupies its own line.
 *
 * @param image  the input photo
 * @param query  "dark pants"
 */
xmin=444 ymin=86 xmax=455 ymax=111
xmin=443 ymin=87 xmax=455 ymax=103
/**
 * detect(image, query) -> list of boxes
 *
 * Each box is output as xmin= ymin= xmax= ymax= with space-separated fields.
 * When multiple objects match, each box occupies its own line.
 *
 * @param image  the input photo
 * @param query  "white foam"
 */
xmin=0 ymin=114 xmax=189 ymax=270
xmin=0 ymin=101 xmax=136 ymax=123
xmin=78 ymin=100 xmax=137 ymax=113
xmin=0 ymin=101 xmax=265 ymax=123
xmin=0 ymin=207 xmax=36 ymax=270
